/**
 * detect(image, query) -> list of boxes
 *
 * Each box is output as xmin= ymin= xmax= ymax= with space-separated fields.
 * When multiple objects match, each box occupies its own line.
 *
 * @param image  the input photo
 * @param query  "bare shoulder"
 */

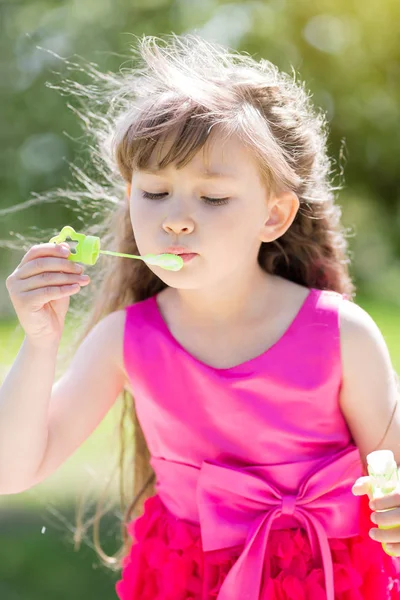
xmin=338 ymin=298 xmax=393 ymax=380
xmin=338 ymin=297 xmax=390 ymax=355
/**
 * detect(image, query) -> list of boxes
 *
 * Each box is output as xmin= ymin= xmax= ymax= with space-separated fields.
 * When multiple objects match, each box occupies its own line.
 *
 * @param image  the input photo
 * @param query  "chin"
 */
xmin=150 ymin=269 xmax=208 ymax=290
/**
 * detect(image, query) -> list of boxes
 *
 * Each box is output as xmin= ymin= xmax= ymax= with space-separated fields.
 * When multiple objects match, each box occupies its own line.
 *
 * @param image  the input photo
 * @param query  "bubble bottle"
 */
xmin=367 ymin=449 xmax=400 ymax=556
xmin=49 ymin=225 xmax=183 ymax=271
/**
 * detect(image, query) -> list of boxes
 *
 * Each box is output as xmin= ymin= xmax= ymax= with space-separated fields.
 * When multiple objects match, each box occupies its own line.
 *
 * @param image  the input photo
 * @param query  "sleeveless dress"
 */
xmin=115 ymin=287 xmax=400 ymax=600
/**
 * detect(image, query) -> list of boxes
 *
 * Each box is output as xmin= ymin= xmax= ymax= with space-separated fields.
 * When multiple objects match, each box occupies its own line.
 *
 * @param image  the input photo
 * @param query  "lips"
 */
xmin=163 ymin=246 xmax=197 ymax=255
xmin=179 ymin=253 xmax=197 ymax=263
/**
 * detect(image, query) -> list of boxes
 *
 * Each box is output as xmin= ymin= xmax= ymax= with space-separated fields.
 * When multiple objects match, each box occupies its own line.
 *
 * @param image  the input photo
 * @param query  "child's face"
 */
xmin=128 ymin=130 xmax=298 ymax=290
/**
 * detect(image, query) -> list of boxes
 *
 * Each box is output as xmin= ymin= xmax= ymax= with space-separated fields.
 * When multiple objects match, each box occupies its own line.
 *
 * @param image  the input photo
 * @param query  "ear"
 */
xmin=259 ymin=191 xmax=300 ymax=243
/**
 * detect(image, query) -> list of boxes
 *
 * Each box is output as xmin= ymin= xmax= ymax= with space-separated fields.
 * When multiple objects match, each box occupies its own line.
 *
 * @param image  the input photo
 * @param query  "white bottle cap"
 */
xmin=367 ymin=450 xmax=395 ymax=473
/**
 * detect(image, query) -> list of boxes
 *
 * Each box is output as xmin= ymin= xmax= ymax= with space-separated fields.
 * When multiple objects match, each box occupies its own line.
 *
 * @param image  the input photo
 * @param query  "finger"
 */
xmin=369 ymin=525 xmax=400 ymax=544
xmin=352 ymin=476 xmax=373 ymax=499
xmin=370 ymin=491 xmax=400 ymax=512
xmin=371 ymin=506 xmax=400 ymax=528
xmin=22 ymin=283 xmax=83 ymax=305
xmin=18 ymin=243 xmax=71 ymax=267
xmin=17 ymin=272 xmax=90 ymax=293
xmin=17 ymin=256 xmax=83 ymax=280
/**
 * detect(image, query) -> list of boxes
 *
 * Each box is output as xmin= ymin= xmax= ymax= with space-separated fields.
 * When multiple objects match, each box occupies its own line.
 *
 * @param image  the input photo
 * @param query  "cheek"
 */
xmin=129 ymin=200 xmax=153 ymax=245
xmin=219 ymin=211 xmax=263 ymax=258
xmin=217 ymin=208 xmax=251 ymax=241
xmin=130 ymin=196 xmax=145 ymax=221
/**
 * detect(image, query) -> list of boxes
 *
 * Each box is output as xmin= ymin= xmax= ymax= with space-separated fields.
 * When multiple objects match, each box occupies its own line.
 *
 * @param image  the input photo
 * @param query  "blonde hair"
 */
xmin=25 ymin=32 xmax=374 ymax=570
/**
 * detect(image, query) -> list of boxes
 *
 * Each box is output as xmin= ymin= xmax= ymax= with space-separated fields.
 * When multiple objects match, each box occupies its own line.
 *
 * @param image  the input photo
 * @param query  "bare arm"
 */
xmin=0 ymin=309 xmax=127 ymax=494
xmin=0 ymin=338 xmax=58 ymax=492
xmin=339 ymin=299 xmax=400 ymax=471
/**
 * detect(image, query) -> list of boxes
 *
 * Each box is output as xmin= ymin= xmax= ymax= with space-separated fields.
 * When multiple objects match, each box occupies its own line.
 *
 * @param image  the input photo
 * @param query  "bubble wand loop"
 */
xmin=48 ymin=226 xmax=184 ymax=271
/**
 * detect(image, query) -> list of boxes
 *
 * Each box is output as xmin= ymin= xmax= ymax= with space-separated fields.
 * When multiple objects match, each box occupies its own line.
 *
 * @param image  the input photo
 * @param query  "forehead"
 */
xmin=143 ymin=129 xmax=260 ymax=180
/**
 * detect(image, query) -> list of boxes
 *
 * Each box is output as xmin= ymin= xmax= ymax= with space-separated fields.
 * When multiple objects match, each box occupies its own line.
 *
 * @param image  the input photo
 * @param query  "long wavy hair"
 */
xmin=21 ymin=33 xmax=398 ymax=571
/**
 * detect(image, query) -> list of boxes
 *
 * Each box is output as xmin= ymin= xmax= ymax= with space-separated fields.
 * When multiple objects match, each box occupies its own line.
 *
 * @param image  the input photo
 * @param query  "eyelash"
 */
xmin=141 ymin=191 xmax=230 ymax=206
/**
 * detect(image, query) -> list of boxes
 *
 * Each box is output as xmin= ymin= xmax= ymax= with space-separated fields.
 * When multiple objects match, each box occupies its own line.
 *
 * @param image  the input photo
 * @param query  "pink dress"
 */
xmin=115 ymin=288 xmax=400 ymax=600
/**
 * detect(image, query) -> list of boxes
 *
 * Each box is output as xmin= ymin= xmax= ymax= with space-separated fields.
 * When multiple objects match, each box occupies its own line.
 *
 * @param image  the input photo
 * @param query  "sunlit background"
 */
xmin=1 ymin=0 xmax=400 ymax=598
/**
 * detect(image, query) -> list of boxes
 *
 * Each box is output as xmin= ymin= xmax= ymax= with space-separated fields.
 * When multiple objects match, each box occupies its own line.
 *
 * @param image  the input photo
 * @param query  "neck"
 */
xmin=171 ymin=266 xmax=277 ymax=327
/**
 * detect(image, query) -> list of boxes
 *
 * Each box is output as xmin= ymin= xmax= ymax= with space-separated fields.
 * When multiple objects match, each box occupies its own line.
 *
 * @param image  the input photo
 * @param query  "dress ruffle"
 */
xmin=115 ymin=494 xmax=400 ymax=600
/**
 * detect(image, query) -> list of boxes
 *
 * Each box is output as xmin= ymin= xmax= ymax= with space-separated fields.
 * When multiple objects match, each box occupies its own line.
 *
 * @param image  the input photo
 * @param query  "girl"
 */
xmin=2 ymin=33 xmax=400 ymax=599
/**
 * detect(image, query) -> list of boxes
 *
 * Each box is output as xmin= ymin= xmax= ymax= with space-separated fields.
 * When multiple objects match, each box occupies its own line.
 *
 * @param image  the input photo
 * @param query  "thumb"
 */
xmin=352 ymin=476 xmax=373 ymax=500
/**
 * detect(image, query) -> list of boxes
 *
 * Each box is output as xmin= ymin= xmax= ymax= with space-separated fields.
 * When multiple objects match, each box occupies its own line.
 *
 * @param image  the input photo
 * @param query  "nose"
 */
xmin=162 ymin=207 xmax=195 ymax=236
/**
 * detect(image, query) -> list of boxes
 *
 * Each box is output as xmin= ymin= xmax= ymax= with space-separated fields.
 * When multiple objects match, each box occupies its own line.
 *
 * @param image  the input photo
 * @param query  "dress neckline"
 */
xmin=150 ymin=288 xmax=318 ymax=373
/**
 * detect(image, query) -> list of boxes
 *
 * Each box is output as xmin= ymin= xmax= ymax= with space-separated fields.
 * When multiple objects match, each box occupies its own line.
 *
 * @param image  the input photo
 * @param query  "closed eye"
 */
xmin=141 ymin=191 xmax=230 ymax=206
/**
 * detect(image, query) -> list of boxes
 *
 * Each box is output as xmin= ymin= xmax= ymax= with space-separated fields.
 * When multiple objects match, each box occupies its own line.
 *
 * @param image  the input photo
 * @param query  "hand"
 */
xmin=352 ymin=476 xmax=400 ymax=556
xmin=6 ymin=242 xmax=90 ymax=349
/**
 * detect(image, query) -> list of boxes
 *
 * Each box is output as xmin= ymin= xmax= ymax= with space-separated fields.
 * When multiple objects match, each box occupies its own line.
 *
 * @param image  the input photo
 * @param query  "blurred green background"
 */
xmin=1 ymin=0 xmax=400 ymax=598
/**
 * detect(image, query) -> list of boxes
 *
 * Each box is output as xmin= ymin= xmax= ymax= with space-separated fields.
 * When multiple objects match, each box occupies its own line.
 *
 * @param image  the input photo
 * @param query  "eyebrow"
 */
xmin=141 ymin=167 xmax=237 ymax=179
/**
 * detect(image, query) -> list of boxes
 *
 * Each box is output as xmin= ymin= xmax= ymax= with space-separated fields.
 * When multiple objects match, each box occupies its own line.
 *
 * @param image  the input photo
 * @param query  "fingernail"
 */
xmin=369 ymin=500 xmax=376 ymax=510
xmin=370 ymin=513 xmax=377 ymax=524
xmin=369 ymin=529 xmax=376 ymax=539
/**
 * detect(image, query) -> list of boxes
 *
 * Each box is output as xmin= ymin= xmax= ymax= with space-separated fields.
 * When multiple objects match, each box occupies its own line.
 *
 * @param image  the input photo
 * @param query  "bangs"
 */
xmin=136 ymin=116 xmax=214 ymax=171
xmin=116 ymin=103 xmax=221 ymax=179
xmin=115 ymin=100 xmax=298 ymax=194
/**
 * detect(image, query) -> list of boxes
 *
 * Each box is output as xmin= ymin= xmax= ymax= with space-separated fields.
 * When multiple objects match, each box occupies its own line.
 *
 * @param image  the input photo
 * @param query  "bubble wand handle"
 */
xmin=99 ymin=250 xmax=142 ymax=260
xmin=99 ymin=250 xmax=183 ymax=270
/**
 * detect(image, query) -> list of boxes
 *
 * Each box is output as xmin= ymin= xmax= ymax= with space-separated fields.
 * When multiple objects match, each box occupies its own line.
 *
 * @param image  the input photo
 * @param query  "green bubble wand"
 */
xmin=49 ymin=225 xmax=183 ymax=271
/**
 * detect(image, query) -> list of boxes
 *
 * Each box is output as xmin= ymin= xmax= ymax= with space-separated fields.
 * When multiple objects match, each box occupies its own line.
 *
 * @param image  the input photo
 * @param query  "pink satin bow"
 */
xmin=196 ymin=446 xmax=362 ymax=600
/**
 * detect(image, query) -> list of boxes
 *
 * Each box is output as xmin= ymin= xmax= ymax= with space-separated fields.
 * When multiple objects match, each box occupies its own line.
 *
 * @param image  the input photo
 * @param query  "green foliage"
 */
xmin=0 ymin=508 xmax=119 ymax=600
